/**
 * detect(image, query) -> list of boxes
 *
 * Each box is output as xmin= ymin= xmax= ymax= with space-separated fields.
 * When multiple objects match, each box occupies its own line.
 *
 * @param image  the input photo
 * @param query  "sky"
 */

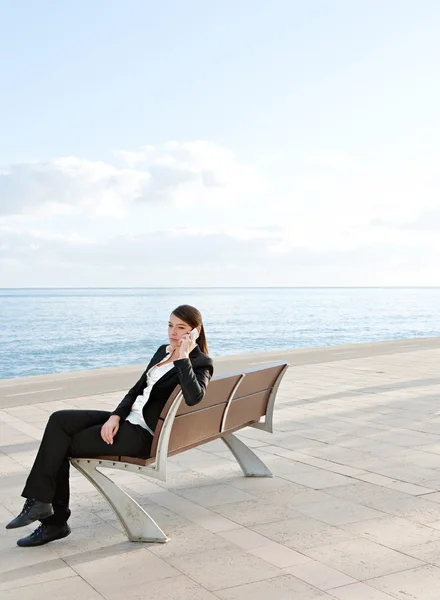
xmin=1 ymin=0 xmax=440 ymax=287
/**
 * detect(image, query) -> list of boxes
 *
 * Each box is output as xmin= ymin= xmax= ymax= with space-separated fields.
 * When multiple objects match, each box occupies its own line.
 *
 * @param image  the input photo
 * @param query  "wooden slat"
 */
xmin=176 ymin=375 xmax=242 ymax=415
xmin=150 ymin=419 xmax=164 ymax=458
xmin=223 ymin=390 xmax=271 ymax=431
xmin=93 ymin=455 xmax=120 ymax=461
xmin=234 ymin=365 xmax=284 ymax=398
xmin=165 ymin=421 xmax=257 ymax=456
xmin=119 ymin=456 xmax=155 ymax=466
xmin=168 ymin=403 xmax=226 ymax=453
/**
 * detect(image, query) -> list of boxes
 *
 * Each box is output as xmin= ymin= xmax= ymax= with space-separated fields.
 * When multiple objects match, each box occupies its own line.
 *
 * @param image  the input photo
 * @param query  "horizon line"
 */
xmin=1 ymin=286 xmax=440 ymax=290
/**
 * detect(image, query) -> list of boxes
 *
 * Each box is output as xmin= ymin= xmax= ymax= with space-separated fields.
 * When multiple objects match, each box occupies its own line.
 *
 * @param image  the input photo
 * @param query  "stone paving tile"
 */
xmin=0 ymin=457 xmax=24 ymax=477
xmin=292 ymin=497 xmax=385 ymax=526
xmin=250 ymin=516 xmax=356 ymax=551
xmin=2 ymin=407 xmax=47 ymax=419
xmin=324 ymin=481 xmax=416 ymax=509
xmin=0 ymin=411 xmax=21 ymax=423
xmin=0 ymin=427 xmax=31 ymax=447
xmin=418 ymin=443 xmax=440 ymax=455
xmin=146 ymin=490 xmax=241 ymax=533
xmin=119 ymin=497 xmax=188 ymax=529
xmin=341 ymin=515 xmax=440 ymax=550
xmin=147 ymin=521 xmax=233 ymax=558
xmin=295 ymin=445 xmax=381 ymax=469
xmin=216 ymin=527 xmax=274 ymax=550
xmin=170 ymin=448 xmax=234 ymax=469
xmin=67 ymin=547 xmax=179 ymax=598
xmin=208 ymin=497 xmax=300 ymax=527
xmin=248 ymin=542 xmax=311 ymax=567
xmin=348 ymin=441 xmax=416 ymax=459
xmin=0 ymin=559 xmax=76 ymax=591
xmin=281 ymin=451 xmax=367 ymax=477
xmin=327 ymin=582 xmax=398 ymax=599
xmin=384 ymin=481 xmax=435 ymax=495
xmin=5 ymin=421 xmax=43 ymax=441
xmin=422 ymin=491 xmax=440 ymax=503
xmin=368 ymin=495 xmax=440 ymax=525
xmin=191 ymin=462 xmax=245 ymax=481
xmin=223 ymin=472 xmax=307 ymax=495
xmin=171 ymin=482 xmax=257 ymax=507
xmin=404 ymin=539 xmax=440 ymax=566
xmin=355 ymin=473 xmax=406 ymax=486
xmin=286 ymin=489 xmax=337 ymax=507
xmin=271 ymin=463 xmax=356 ymax=489
xmin=0 ymin=504 xmax=13 ymax=523
xmin=67 ymin=508 xmax=112 ymax=528
xmin=215 ymin=573 xmax=333 ymax=600
xmin=229 ymin=478 xmax=310 ymax=505
xmin=366 ymin=564 xmax=440 ymax=599
xmin=113 ymin=574 xmax=221 ymax=599
xmin=156 ymin=468 xmax=225 ymax=490
xmin=47 ymin=522 xmax=126 ymax=559
xmin=419 ymin=477 xmax=440 ymax=490
xmin=398 ymin=451 xmax=440 ymax=470
xmin=166 ymin=546 xmax=281 ymax=591
xmin=366 ymin=463 xmax=440 ymax=485
xmin=0 ymin=537 xmax=60 ymax=574
xmin=122 ymin=477 xmax=168 ymax=495
xmin=302 ymin=538 xmax=423 ymax=580
xmin=285 ymin=559 xmax=357 ymax=590
xmin=369 ymin=429 xmax=440 ymax=448
xmin=69 ymin=489 xmax=108 ymax=511
xmin=0 ymin=576 xmax=105 ymax=600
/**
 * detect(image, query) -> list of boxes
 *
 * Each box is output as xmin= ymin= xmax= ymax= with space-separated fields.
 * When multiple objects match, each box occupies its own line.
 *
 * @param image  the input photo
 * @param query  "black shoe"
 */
xmin=17 ymin=522 xmax=71 ymax=547
xmin=5 ymin=498 xmax=54 ymax=529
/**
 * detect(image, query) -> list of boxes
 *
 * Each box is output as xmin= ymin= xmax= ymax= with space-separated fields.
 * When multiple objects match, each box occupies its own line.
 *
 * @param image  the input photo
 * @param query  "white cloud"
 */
xmin=1 ymin=142 xmax=439 ymax=286
xmin=1 ymin=223 xmax=439 ymax=287
xmin=0 ymin=157 xmax=145 ymax=218
xmin=0 ymin=141 xmax=267 ymax=217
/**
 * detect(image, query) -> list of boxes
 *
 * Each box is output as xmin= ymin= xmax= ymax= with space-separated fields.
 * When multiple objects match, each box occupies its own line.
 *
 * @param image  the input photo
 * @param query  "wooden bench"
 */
xmin=71 ymin=360 xmax=289 ymax=543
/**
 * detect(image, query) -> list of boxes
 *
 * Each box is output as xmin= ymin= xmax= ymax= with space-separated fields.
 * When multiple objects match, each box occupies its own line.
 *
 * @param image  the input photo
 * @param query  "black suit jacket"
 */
xmin=111 ymin=344 xmax=214 ymax=434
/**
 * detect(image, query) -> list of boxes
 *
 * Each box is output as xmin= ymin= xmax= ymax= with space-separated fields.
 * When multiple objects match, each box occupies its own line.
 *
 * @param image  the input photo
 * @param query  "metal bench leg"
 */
xmin=222 ymin=433 xmax=273 ymax=477
xmin=71 ymin=459 xmax=168 ymax=543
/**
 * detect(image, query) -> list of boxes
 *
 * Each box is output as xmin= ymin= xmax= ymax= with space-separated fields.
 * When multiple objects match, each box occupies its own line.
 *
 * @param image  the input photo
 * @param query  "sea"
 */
xmin=1 ymin=287 xmax=439 ymax=380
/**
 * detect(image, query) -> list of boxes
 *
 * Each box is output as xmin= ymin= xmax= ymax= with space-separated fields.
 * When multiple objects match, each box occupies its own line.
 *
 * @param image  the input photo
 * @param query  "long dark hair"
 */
xmin=171 ymin=304 xmax=209 ymax=355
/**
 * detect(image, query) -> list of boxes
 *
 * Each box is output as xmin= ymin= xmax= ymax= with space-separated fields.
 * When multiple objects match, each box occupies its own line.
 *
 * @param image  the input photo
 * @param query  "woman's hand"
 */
xmin=178 ymin=332 xmax=197 ymax=359
xmin=101 ymin=415 xmax=120 ymax=445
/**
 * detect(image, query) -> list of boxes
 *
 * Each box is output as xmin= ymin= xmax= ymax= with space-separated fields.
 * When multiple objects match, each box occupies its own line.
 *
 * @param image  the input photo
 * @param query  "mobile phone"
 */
xmin=189 ymin=327 xmax=200 ymax=341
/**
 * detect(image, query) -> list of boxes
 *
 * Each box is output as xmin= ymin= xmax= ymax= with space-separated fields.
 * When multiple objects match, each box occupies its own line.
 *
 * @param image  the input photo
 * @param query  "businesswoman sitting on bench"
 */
xmin=6 ymin=304 xmax=214 ymax=547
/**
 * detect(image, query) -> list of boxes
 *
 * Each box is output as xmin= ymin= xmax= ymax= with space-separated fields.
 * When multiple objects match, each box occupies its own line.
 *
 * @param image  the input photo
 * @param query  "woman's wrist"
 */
xmin=110 ymin=414 xmax=121 ymax=422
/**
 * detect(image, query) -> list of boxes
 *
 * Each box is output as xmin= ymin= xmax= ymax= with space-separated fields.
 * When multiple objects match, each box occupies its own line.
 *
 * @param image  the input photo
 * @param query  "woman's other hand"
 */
xmin=101 ymin=415 xmax=120 ymax=444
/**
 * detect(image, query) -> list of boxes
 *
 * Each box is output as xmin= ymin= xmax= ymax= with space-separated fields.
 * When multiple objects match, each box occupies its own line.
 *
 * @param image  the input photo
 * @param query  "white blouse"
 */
xmin=126 ymin=351 xmax=174 ymax=434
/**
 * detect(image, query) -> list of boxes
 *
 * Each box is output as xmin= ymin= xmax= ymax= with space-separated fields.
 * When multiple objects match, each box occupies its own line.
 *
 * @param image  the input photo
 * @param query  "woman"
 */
xmin=6 ymin=304 xmax=214 ymax=547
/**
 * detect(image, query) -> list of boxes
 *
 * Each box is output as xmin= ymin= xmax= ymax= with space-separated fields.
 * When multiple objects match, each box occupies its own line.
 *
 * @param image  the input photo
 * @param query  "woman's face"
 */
xmin=168 ymin=314 xmax=193 ymax=348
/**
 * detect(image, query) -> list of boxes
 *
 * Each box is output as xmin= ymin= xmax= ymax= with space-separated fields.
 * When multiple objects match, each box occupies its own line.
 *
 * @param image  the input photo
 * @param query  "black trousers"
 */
xmin=22 ymin=410 xmax=153 ymax=526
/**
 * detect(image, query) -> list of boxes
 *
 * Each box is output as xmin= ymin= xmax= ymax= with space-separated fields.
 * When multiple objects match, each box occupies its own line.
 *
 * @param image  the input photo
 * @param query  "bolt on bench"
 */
xmin=71 ymin=360 xmax=289 ymax=543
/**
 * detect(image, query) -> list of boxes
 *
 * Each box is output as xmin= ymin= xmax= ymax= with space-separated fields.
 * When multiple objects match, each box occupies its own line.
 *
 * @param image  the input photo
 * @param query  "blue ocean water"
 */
xmin=0 ymin=287 xmax=439 ymax=380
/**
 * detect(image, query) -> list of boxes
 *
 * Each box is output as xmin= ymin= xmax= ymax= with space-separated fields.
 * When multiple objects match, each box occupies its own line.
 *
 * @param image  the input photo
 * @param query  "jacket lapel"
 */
xmin=150 ymin=344 xmax=202 ymax=387
xmin=149 ymin=345 xmax=168 ymax=368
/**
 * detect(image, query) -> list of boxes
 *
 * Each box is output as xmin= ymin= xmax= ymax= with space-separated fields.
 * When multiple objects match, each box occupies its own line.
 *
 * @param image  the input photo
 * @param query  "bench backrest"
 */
xmin=150 ymin=362 xmax=287 ymax=458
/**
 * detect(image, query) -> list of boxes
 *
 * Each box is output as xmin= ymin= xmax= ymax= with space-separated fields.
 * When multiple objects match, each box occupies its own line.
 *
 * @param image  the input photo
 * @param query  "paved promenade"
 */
xmin=1 ymin=337 xmax=440 ymax=599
